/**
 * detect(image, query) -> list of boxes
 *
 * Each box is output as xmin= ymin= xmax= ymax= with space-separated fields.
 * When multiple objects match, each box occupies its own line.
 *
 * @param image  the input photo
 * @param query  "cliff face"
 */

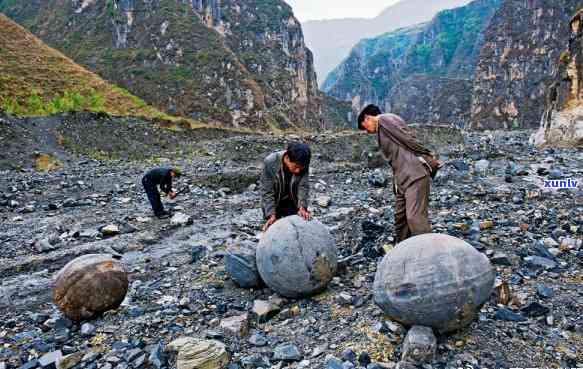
xmin=470 ymin=0 xmax=583 ymax=129
xmin=323 ymin=0 xmax=500 ymax=126
xmin=0 ymin=0 xmax=344 ymax=130
xmin=531 ymin=10 xmax=583 ymax=147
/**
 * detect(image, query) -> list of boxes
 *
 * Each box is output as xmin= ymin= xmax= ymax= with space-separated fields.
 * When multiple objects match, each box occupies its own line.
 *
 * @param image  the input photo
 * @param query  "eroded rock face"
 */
xmin=373 ymin=233 xmax=495 ymax=334
xmin=532 ymin=10 xmax=583 ymax=147
xmin=256 ymin=215 xmax=337 ymax=298
xmin=470 ymin=0 xmax=583 ymax=130
xmin=324 ymin=0 xmax=500 ymax=126
xmin=52 ymin=254 xmax=128 ymax=321
xmin=0 ymin=0 xmax=346 ymax=130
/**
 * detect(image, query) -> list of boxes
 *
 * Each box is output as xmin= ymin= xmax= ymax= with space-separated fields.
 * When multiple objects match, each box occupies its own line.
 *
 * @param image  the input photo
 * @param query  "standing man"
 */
xmin=261 ymin=142 xmax=312 ymax=231
xmin=358 ymin=104 xmax=442 ymax=243
xmin=142 ymin=167 xmax=181 ymax=219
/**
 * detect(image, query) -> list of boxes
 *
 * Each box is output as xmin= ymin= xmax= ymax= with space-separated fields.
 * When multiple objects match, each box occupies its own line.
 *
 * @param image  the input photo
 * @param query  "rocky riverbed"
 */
xmin=0 ymin=118 xmax=581 ymax=369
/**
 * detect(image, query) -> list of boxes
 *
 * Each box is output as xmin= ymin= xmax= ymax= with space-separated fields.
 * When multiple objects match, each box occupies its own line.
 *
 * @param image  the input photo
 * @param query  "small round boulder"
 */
xmin=373 ymin=233 xmax=495 ymax=333
xmin=52 ymin=254 xmax=129 ymax=321
xmin=257 ymin=215 xmax=337 ymax=298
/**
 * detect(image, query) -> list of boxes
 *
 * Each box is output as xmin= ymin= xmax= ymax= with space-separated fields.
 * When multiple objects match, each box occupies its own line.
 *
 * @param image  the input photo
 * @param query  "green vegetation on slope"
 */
xmin=0 ymin=14 xmax=169 ymax=118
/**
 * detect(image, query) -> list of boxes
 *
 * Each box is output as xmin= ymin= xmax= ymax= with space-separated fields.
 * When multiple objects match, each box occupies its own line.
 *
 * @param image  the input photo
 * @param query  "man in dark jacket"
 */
xmin=358 ymin=104 xmax=442 ymax=243
xmin=261 ymin=142 xmax=312 ymax=231
xmin=142 ymin=167 xmax=181 ymax=219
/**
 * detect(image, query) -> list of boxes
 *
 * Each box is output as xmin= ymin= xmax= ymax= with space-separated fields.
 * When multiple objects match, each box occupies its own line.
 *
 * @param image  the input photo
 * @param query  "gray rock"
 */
xmin=220 ymin=314 xmax=249 ymax=337
xmin=39 ymin=350 xmax=63 ymax=368
xmin=373 ymin=234 xmax=495 ymax=333
xmin=80 ymin=323 xmax=96 ymax=337
xmin=100 ymin=224 xmax=120 ymax=236
xmin=273 ymin=343 xmax=302 ymax=361
xmin=256 ymin=216 xmax=338 ymax=298
xmin=401 ymin=326 xmax=436 ymax=364
xmin=524 ymin=256 xmax=557 ymax=270
xmin=494 ymin=307 xmax=527 ymax=322
xmin=166 ymin=338 xmax=228 ymax=369
xmin=368 ymin=171 xmax=388 ymax=188
xmin=225 ymin=242 xmax=262 ymax=288
xmin=536 ymin=284 xmax=554 ymax=299
xmin=170 ymin=212 xmax=193 ymax=227
xmin=248 ymin=332 xmax=268 ymax=347
xmin=324 ymin=357 xmax=344 ymax=369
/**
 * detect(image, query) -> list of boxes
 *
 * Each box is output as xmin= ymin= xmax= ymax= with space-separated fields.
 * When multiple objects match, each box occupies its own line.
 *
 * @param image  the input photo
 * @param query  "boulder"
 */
xmin=373 ymin=233 xmax=495 ymax=333
xmin=256 ymin=216 xmax=337 ymax=298
xmin=167 ymin=338 xmax=228 ymax=369
xmin=52 ymin=254 xmax=129 ymax=321
xmin=225 ymin=242 xmax=262 ymax=288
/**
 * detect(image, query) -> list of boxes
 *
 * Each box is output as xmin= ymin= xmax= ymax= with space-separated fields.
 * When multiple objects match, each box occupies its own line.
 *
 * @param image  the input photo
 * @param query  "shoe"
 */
xmin=156 ymin=211 xmax=171 ymax=219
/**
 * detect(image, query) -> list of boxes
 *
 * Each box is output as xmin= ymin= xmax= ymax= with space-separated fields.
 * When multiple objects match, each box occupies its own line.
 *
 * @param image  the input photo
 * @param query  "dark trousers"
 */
xmin=275 ymin=198 xmax=298 ymax=219
xmin=142 ymin=177 xmax=164 ymax=215
xmin=394 ymin=176 xmax=432 ymax=243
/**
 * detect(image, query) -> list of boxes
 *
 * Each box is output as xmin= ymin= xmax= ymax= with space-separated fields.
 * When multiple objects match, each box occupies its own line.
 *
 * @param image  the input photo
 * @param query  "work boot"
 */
xmin=156 ymin=210 xmax=171 ymax=219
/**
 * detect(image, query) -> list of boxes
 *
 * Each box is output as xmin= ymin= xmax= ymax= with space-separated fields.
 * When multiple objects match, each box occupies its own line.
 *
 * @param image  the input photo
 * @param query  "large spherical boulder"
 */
xmin=256 ymin=215 xmax=337 ymax=298
xmin=52 ymin=254 xmax=129 ymax=321
xmin=373 ymin=233 xmax=495 ymax=333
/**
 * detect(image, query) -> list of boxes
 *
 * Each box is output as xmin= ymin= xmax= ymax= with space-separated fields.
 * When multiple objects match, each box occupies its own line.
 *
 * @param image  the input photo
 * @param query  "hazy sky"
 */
xmin=284 ymin=0 xmax=401 ymax=22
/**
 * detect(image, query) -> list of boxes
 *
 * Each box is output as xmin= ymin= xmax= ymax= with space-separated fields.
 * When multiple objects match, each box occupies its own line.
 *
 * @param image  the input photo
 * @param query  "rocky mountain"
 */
xmin=0 ymin=0 xmax=348 ymax=130
xmin=0 ymin=14 xmax=165 ymax=119
xmin=532 ymin=9 xmax=583 ymax=147
xmin=470 ymin=0 xmax=583 ymax=130
xmin=302 ymin=0 xmax=472 ymax=85
xmin=324 ymin=0 xmax=500 ymax=127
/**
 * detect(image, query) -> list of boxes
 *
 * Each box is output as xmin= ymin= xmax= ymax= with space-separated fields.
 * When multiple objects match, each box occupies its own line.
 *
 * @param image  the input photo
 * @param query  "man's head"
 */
xmin=170 ymin=168 xmax=182 ymax=178
xmin=358 ymin=104 xmax=382 ymax=133
xmin=283 ymin=142 xmax=311 ymax=174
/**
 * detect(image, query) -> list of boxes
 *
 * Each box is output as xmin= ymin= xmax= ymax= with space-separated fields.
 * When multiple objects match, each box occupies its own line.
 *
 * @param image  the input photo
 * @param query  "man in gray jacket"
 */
xmin=261 ymin=142 xmax=312 ymax=231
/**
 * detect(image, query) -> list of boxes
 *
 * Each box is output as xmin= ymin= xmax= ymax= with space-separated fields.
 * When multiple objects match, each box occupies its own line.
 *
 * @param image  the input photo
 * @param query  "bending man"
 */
xmin=261 ymin=142 xmax=312 ymax=231
xmin=142 ymin=167 xmax=181 ymax=219
xmin=359 ymin=105 xmax=442 ymax=243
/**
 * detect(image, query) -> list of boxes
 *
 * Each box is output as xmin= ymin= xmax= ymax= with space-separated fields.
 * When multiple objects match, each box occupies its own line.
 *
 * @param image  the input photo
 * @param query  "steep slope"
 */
xmin=324 ymin=0 xmax=500 ymax=126
xmin=470 ymin=0 xmax=583 ymax=129
xmin=302 ymin=0 xmax=472 ymax=84
xmin=531 ymin=10 xmax=583 ymax=147
xmin=0 ymin=14 xmax=165 ymax=118
xmin=1 ymin=0 xmax=342 ymax=130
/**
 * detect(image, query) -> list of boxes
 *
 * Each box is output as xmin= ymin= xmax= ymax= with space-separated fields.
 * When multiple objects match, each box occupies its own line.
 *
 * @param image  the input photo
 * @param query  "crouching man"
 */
xmin=358 ymin=104 xmax=443 ymax=243
xmin=261 ymin=142 xmax=312 ymax=231
xmin=142 ymin=167 xmax=181 ymax=219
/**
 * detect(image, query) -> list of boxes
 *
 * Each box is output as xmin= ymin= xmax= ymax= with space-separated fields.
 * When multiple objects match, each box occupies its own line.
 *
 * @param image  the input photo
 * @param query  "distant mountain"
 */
xmin=0 ymin=0 xmax=349 ymax=130
xmin=302 ymin=0 xmax=472 ymax=85
xmin=324 ymin=0 xmax=501 ymax=127
xmin=0 ymin=14 xmax=164 ymax=119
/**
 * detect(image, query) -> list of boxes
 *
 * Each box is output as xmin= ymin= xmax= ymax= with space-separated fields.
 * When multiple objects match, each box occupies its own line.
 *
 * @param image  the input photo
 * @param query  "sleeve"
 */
xmin=260 ymin=160 xmax=277 ymax=219
xmin=297 ymin=169 xmax=310 ymax=209
xmin=160 ymin=174 xmax=172 ymax=194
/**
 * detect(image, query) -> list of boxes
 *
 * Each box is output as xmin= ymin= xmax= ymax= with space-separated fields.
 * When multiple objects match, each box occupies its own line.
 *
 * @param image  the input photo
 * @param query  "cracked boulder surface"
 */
xmin=0 ymin=119 xmax=581 ymax=368
xmin=256 ymin=215 xmax=337 ymax=298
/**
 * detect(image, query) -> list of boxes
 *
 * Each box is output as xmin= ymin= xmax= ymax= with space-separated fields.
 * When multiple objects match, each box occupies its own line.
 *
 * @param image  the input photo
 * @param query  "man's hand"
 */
xmin=298 ymin=207 xmax=311 ymax=221
xmin=262 ymin=214 xmax=277 ymax=232
xmin=168 ymin=191 xmax=177 ymax=200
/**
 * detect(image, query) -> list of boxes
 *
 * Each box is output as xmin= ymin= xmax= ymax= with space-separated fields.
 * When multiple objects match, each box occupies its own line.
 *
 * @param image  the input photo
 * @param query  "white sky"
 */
xmin=284 ymin=0 xmax=401 ymax=22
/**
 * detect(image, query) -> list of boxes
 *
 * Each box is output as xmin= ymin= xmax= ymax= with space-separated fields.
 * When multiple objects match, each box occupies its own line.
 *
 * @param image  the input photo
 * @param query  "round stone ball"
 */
xmin=52 ymin=254 xmax=129 ymax=321
xmin=373 ymin=233 xmax=495 ymax=333
xmin=257 ymin=215 xmax=337 ymax=298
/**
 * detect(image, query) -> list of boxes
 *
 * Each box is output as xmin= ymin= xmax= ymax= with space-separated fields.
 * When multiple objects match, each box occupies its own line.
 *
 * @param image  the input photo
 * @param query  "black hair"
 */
xmin=357 ymin=104 xmax=382 ymax=129
xmin=286 ymin=141 xmax=311 ymax=168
